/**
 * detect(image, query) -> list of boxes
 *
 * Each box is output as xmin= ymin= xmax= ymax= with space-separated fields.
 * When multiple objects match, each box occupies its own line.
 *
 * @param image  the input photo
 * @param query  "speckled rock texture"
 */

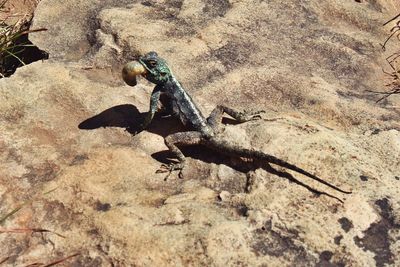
xmin=0 ymin=0 xmax=400 ymax=266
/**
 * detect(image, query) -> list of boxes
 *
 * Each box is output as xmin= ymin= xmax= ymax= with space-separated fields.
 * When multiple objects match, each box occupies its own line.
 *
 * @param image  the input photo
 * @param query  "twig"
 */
xmin=377 ymin=14 xmax=400 ymax=103
xmin=0 ymin=0 xmax=8 ymax=10
xmin=381 ymin=28 xmax=400 ymax=50
xmin=367 ymin=88 xmax=400 ymax=103
xmin=0 ymin=227 xmax=65 ymax=238
xmin=24 ymin=253 xmax=80 ymax=267
xmin=0 ymin=256 xmax=10 ymax=265
xmin=383 ymin=13 xmax=400 ymax=26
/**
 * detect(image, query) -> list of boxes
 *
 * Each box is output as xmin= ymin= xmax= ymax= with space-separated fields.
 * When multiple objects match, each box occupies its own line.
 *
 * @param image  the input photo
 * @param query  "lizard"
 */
xmin=121 ymin=51 xmax=352 ymax=201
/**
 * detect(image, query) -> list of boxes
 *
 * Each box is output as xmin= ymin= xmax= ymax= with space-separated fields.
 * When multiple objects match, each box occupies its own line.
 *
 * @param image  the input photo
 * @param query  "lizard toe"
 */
xmin=238 ymin=110 xmax=265 ymax=122
xmin=156 ymin=163 xmax=185 ymax=180
xmin=156 ymin=163 xmax=170 ymax=173
xmin=250 ymin=114 xmax=263 ymax=121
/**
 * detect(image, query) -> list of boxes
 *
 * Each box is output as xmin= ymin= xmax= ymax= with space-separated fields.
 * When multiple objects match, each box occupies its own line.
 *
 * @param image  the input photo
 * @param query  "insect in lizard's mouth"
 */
xmin=122 ymin=61 xmax=147 ymax=86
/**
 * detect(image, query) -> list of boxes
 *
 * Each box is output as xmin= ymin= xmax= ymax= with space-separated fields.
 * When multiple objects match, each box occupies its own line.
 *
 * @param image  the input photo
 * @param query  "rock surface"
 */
xmin=0 ymin=0 xmax=39 ymax=24
xmin=1 ymin=0 xmax=400 ymax=266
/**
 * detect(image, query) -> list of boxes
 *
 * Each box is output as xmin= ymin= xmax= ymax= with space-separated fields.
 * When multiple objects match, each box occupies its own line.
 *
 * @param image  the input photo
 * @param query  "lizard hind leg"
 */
xmin=207 ymin=105 xmax=265 ymax=131
xmin=156 ymin=131 xmax=203 ymax=180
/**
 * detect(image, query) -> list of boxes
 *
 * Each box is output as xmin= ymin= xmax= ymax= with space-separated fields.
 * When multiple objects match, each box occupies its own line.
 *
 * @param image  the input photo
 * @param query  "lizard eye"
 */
xmin=148 ymin=60 xmax=157 ymax=67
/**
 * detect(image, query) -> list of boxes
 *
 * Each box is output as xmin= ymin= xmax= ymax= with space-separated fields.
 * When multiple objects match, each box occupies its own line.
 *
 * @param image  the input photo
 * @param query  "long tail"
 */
xmin=204 ymin=137 xmax=352 ymax=194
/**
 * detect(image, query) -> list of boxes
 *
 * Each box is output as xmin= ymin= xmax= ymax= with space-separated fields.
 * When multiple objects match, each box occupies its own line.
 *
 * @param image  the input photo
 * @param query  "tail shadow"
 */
xmin=152 ymin=147 xmax=347 ymax=202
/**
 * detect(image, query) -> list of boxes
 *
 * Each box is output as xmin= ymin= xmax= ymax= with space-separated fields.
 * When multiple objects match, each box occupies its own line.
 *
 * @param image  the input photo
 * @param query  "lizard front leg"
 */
xmin=207 ymin=105 xmax=265 ymax=131
xmin=156 ymin=131 xmax=202 ymax=180
xmin=131 ymin=87 xmax=161 ymax=134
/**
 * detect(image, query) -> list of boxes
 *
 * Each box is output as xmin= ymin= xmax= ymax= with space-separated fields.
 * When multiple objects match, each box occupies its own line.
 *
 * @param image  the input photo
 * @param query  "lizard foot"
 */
xmin=156 ymin=162 xmax=184 ymax=181
xmin=127 ymin=125 xmax=145 ymax=136
xmin=238 ymin=110 xmax=266 ymax=122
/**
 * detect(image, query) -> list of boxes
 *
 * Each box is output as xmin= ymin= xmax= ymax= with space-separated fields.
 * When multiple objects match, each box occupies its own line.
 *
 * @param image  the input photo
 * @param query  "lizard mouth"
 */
xmin=122 ymin=61 xmax=147 ymax=86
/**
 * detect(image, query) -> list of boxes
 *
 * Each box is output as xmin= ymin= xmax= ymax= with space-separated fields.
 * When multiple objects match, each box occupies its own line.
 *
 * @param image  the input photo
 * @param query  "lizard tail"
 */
xmin=204 ymin=138 xmax=352 ymax=194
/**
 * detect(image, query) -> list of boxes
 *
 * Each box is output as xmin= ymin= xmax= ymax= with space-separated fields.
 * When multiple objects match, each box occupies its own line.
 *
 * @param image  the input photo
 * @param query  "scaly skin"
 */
xmin=122 ymin=51 xmax=351 ymax=202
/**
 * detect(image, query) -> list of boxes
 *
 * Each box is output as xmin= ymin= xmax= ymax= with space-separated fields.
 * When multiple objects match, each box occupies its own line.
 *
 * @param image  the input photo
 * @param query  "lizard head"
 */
xmin=122 ymin=51 xmax=172 ymax=86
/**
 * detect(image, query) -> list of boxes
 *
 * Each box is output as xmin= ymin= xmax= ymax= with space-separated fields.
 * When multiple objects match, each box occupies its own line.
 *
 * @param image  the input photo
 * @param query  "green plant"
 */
xmin=0 ymin=0 xmax=46 ymax=77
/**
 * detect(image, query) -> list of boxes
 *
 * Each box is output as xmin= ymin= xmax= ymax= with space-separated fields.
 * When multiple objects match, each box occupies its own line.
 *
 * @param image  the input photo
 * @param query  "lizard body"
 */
xmin=122 ymin=51 xmax=351 ymax=201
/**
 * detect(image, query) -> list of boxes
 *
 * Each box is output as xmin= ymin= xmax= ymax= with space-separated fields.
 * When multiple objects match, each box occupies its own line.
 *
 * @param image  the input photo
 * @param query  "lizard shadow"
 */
xmin=78 ymin=104 xmax=183 ymax=136
xmin=78 ymin=104 xmax=142 ymax=132
xmin=78 ymin=103 xmax=254 ymax=172
xmin=152 ymin=148 xmax=338 ymax=199
xmin=79 ymin=104 xmax=343 ymax=200
xmin=78 ymin=104 xmax=240 ymax=135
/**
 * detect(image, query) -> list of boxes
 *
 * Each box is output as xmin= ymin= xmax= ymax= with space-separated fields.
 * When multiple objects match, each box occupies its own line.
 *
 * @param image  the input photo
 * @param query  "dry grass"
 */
xmin=23 ymin=253 xmax=80 ymax=267
xmin=0 ymin=227 xmax=65 ymax=238
xmin=0 ymin=0 xmax=46 ymax=77
xmin=369 ymin=13 xmax=400 ymax=103
xmin=0 ymin=187 xmax=57 ymax=224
